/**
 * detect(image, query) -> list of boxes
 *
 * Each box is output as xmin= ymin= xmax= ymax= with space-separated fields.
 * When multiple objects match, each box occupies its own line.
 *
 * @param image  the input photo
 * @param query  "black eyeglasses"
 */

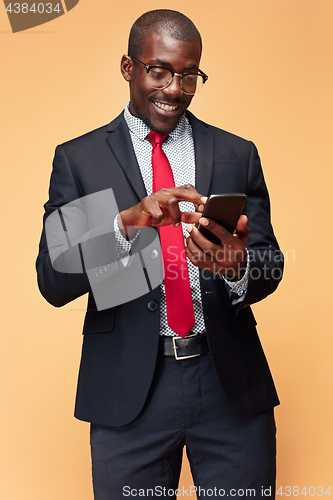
xmin=130 ymin=55 xmax=208 ymax=95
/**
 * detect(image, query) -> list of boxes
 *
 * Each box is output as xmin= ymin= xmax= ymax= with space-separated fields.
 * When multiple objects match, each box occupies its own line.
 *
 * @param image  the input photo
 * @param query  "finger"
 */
xmin=181 ymin=211 xmax=202 ymax=224
xmin=142 ymin=199 xmax=165 ymax=225
xmin=194 ymin=203 xmax=206 ymax=213
xmin=162 ymin=194 xmax=182 ymax=227
xmin=151 ymin=188 xmax=191 ymax=227
xmin=185 ymin=237 xmax=218 ymax=271
xmin=235 ymin=214 xmax=249 ymax=236
xmin=185 ymin=239 xmax=207 ymax=267
xmin=186 ymin=224 xmax=222 ymax=262
xmin=161 ymin=185 xmax=207 ymax=206
xmin=186 ymin=231 xmax=204 ymax=258
xmin=149 ymin=186 xmax=207 ymax=227
xmin=147 ymin=190 xmax=182 ymax=227
xmin=194 ymin=195 xmax=208 ymax=213
xmin=198 ymin=217 xmax=233 ymax=245
xmin=189 ymin=222 xmax=227 ymax=252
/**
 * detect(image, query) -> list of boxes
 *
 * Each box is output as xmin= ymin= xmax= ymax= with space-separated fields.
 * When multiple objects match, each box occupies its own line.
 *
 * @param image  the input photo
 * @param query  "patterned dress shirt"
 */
xmin=114 ymin=102 xmax=249 ymax=337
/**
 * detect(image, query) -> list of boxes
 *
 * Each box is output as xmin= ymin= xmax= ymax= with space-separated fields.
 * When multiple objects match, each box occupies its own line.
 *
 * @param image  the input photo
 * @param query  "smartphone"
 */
xmin=198 ymin=193 xmax=247 ymax=244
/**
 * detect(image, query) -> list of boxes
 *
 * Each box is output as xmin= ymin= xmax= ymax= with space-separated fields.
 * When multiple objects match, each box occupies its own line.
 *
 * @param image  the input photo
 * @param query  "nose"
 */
xmin=162 ymin=74 xmax=183 ymax=98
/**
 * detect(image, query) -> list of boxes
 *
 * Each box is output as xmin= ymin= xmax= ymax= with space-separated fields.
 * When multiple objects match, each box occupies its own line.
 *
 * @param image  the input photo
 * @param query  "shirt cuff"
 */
xmin=113 ymin=215 xmax=140 ymax=263
xmin=222 ymin=249 xmax=250 ymax=305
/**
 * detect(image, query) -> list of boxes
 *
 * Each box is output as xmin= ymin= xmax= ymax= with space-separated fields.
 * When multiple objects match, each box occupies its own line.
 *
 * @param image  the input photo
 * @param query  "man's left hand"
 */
xmin=185 ymin=215 xmax=249 ymax=280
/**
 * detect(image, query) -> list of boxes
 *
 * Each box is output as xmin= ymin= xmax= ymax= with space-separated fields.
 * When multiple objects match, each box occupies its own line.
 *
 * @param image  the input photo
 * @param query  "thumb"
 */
xmin=235 ymin=215 xmax=249 ymax=235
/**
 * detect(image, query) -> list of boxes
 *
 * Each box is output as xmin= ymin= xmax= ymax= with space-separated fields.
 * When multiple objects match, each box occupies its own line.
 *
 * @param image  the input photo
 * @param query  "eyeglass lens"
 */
xmin=147 ymin=67 xmax=204 ymax=94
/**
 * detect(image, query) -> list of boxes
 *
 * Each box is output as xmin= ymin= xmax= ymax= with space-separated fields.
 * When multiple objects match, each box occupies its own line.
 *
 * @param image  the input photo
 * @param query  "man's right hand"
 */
xmin=117 ymin=184 xmax=207 ymax=239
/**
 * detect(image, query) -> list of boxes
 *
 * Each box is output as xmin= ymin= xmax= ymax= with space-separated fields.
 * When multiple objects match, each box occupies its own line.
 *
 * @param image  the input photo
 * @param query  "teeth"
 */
xmin=153 ymin=101 xmax=177 ymax=111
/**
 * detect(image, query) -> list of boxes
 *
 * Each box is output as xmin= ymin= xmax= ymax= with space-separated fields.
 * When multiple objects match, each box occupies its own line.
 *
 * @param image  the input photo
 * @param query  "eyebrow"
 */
xmin=149 ymin=58 xmax=199 ymax=72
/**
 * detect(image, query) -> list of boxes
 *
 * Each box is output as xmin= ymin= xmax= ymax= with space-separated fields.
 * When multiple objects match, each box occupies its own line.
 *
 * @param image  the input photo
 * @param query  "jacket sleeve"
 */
xmin=36 ymin=145 xmax=118 ymax=307
xmin=241 ymin=141 xmax=283 ymax=306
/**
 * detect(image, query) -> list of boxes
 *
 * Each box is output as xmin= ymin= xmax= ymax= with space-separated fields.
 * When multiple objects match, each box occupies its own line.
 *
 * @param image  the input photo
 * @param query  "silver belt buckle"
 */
xmin=172 ymin=335 xmax=201 ymax=360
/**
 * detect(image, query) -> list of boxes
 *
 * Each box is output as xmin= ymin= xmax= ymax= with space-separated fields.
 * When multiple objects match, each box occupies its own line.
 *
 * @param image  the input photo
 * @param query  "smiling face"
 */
xmin=121 ymin=32 xmax=202 ymax=134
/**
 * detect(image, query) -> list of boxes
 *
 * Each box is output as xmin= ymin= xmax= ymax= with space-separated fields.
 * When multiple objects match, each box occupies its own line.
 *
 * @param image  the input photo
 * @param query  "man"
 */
xmin=37 ymin=9 xmax=283 ymax=499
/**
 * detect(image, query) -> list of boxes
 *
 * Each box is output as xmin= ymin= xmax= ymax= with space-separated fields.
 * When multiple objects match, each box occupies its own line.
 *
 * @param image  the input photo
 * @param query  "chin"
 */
xmin=141 ymin=111 xmax=179 ymax=135
xmin=130 ymin=100 xmax=182 ymax=134
xmin=144 ymin=116 xmax=179 ymax=134
xmin=151 ymin=124 xmax=177 ymax=134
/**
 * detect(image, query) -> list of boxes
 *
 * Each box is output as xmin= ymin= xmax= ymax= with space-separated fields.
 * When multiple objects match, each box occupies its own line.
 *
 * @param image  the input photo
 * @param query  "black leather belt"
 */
xmin=159 ymin=333 xmax=209 ymax=360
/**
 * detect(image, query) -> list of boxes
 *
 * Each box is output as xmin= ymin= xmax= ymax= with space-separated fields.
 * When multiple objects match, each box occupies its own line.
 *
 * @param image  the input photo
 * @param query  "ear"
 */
xmin=121 ymin=55 xmax=133 ymax=82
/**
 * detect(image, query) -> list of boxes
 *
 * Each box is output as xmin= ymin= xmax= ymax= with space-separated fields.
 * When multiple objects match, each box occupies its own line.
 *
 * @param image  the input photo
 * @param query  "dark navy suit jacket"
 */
xmin=36 ymin=110 xmax=283 ymax=427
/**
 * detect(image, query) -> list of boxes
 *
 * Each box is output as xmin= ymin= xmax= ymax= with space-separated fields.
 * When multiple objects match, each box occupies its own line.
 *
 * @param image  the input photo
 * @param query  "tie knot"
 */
xmin=147 ymin=131 xmax=168 ymax=147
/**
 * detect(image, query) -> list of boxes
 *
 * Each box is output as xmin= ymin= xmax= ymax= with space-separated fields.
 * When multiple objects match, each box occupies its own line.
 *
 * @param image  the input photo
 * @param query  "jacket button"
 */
xmin=150 ymin=249 xmax=159 ymax=260
xmin=147 ymin=300 xmax=158 ymax=312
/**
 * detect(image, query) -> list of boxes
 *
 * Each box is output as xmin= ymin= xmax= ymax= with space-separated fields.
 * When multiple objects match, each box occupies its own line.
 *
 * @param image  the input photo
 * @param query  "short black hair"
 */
xmin=128 ymin=9 xmax=202 ymax=59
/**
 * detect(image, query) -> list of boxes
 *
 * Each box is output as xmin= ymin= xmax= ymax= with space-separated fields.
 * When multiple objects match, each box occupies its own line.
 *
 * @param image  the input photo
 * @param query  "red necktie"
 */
xmin=148 ymin=131 xmax=195 ymax=338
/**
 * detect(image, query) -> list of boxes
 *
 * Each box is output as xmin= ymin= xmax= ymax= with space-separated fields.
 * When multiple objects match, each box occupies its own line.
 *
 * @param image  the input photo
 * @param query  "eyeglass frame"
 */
xmin=129 ymin=55 xmax=208 ymax=95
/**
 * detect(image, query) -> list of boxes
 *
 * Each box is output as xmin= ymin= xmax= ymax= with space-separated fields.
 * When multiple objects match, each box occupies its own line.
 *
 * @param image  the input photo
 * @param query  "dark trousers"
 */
xmin=90 ymin=352 xmax=276 ymax=499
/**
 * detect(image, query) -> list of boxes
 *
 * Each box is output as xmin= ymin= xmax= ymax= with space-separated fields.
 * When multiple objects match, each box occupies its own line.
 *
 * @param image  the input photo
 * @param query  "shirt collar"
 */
xmin=124 ymin=101 xmax=188 ymax=143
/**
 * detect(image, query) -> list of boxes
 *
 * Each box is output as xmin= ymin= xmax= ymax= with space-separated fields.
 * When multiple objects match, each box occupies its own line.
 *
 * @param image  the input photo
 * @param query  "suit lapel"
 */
xmin=105 ymin=111 xmax=214 ymax=200
xmin=187 ymin=111 xmax=214 ymax=196
xmin=106 ymin=113 xmax=147 ymax=201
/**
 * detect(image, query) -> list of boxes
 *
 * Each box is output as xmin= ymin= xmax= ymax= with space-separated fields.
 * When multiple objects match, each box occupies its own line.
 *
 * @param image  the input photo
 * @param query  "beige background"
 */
xmin=1 ymin=1 xmax=332 ymax=498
